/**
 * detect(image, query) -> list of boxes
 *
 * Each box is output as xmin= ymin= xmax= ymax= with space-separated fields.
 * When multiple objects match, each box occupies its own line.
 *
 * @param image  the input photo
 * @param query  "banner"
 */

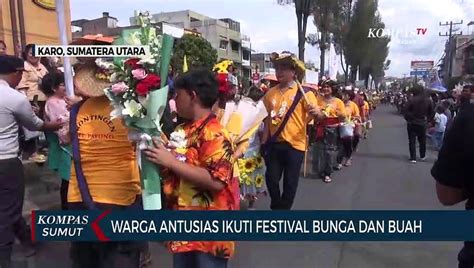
xmin=31 ymin=210 xmax=474 ymax=242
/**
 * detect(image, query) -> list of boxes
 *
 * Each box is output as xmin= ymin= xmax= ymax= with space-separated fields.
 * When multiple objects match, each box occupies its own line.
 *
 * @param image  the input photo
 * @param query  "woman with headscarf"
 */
xmin=310 ymin=79 xmax=346 ymax=183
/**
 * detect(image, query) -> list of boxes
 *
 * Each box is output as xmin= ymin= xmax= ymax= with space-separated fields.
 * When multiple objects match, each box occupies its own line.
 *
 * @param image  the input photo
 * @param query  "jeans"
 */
xmin=68 ymin=198 xmax=145 ymax=268
xmin=173 ymin=251 xmax=228 ymax=268
xmin=0 ymin=158 xmax=28 ymax=268
xmin=407 ymin=123 xmax=427 ymax=160
xmin=264 ymin=142 xmax=304 ymax=210
xmin=431 ymin=131 xmax=445 ymax=151
xmin=458 ymin=242 xmax=474 ymax=268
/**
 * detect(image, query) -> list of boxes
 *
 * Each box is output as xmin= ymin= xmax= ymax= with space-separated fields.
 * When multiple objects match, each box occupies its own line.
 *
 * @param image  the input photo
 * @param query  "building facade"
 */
xmin=0 ymin=0 xmax=72 ymax=56
xmin=146 ymin=10 xmax=251 ymax=79
xmin=251 ymin=53 xmax=275 ymax=76
xmin=441 ymin=32 xmax=474 ymax=82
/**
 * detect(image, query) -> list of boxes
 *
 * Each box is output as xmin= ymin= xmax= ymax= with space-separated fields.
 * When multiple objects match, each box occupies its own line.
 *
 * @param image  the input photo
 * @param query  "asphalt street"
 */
xmin=17 ymin=104 xmax=464 ymax=268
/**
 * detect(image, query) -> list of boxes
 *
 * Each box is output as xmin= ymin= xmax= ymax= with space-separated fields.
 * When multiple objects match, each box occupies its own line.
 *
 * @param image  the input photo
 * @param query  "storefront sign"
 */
xmin=33 ymin=0 xmax=56 ymax=10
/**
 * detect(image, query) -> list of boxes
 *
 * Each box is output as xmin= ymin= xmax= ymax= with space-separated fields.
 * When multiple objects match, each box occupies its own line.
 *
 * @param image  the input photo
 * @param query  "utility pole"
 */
xmin=439 ymin=20 xmax=463 ymax=80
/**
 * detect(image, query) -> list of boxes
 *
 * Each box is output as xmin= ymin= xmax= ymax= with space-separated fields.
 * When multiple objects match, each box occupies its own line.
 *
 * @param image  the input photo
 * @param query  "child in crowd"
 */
xmin=40 ymin=72 xmax=71 ymax=210
xmin=432 ymin=105 xmax=448 ymax=151
xmin=145 ymin=69 xmax=238 ymax=268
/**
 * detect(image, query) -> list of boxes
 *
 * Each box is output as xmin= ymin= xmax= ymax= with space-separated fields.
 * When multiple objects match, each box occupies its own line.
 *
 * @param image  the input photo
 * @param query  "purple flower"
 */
xmin=132 ymin=68 xmax=148 ymax=80
xmin=110 ymin=82 xmax=129 ymax=94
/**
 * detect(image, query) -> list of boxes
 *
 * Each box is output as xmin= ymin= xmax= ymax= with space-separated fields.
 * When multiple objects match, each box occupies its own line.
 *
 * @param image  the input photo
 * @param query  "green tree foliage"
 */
xmin=344 ymin=0 xmax=390 ymax=88
xmin=277 ymin=0 xmax=313 ymax=62
xmin=171 ymin=34 xmax=218 ymax=74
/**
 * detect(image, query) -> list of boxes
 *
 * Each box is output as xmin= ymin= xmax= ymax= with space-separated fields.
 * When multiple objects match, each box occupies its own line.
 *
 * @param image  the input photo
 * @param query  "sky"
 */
xmin=70 ymin=0 xmax=474 ymax=78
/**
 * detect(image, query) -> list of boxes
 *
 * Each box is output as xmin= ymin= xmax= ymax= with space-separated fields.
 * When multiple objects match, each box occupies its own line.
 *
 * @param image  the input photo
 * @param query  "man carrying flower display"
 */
xmin=145 ymin=69 xmax=238 ymax=268
xmin=65 ymin=36 xmax=145 ymax=268
xmin=262 ymin=51 xmax=322 ymax=210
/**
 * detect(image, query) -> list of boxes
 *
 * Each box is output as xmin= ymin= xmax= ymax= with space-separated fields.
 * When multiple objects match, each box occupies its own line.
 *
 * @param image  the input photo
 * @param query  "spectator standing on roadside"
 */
xmin=403 ymin=85 xmax=434 ymax=163
xmin=0 ymin=55 xmax=61 ymax=268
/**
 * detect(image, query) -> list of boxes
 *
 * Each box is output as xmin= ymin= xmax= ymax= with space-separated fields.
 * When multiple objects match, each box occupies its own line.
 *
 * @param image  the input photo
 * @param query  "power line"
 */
xmin=439 ymin=20 xmax=464 ymax=79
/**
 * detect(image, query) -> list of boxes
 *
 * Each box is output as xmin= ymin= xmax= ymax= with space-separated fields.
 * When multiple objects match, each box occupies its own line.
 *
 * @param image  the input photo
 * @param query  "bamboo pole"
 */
xmin=55 ymin=0 xmax=74 ymax=97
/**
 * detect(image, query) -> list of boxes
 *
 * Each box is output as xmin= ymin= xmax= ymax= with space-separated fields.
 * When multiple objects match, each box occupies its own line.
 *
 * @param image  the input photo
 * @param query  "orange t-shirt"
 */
xmin=316 ymin=95 xmax=346 ymax=119
xmin=68 ymin=96 xmax=141 ymax=206
xmin=345 ymin=101 xmax=360 ymax=121
xmin=263 ymin=84 xmax=318 ymax=151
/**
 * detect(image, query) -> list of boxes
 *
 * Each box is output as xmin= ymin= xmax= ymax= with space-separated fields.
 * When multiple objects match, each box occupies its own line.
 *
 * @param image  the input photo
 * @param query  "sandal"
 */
xmin=334 ymin=164 xmax=342 ymax=171
xmin=324 ymin=176 xmax=332 ymax=183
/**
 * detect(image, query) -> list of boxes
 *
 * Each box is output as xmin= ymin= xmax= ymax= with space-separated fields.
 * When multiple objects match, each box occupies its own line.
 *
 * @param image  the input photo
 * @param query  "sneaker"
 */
xmin=420 ymin=157 xmax=427 ymax=161
xmin=409 ymin=159 xmax=417 ymax=164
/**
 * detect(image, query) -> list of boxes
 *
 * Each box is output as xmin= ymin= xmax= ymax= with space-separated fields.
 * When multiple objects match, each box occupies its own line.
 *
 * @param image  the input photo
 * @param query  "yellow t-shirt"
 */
xmin=317 ymin=95 xmax=346 ymax=119
xmin=68 ymin=96 xmax=141 ymax=206
xmin=345 ymin=101 xmax=360 ymax=121
xmin=363 ymin=101 xmax=370 ymax=115
xmin=263 ymin=84 xmax=318 ymax=152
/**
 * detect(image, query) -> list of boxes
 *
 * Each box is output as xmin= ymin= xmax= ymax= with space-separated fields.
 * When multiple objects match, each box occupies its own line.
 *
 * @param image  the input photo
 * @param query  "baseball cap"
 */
xmin=0 ymin=55 xmax=24 ymax=74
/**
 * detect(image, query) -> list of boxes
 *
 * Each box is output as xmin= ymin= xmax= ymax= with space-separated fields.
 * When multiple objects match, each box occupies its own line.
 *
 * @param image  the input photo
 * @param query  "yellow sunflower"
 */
xmin=242 ymin=158 xmax=257 ymax=173
xmin=255 ymin=174 xmax=264 ymax=188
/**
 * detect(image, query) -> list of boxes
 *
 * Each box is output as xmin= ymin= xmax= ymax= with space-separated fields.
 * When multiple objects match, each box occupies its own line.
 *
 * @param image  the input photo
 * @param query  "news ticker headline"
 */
xmin=33 ymin=45 xmax=150 ymax=57
xmin=31 ymin=210 xmax=474 ymax=242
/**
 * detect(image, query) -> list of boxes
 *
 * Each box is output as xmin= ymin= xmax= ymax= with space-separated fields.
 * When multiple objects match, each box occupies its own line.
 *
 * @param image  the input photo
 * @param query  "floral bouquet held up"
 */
xmin=104 ymin=12 xmax=174 ymax=210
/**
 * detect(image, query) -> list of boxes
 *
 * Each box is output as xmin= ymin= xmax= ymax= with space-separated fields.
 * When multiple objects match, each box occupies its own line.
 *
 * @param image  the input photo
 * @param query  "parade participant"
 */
xmin=361 ymin=93 xmax=371 ymax=139
xmin=336 ymin=90 xmax=360 ymax=169
xmin=311 ymin=79 xmax=346 ymax=183
xmin=145 ymin=69 xmax=238 ymax=267
xmin=0 ymin=55 xmax=61 ymax=268
xmin=351 ymin=87 xmax=365 ymax=151
xmin=235 ymin=86 xmax=267 ymax=210
xmin=40 ymin=72 xmax=71 ymax=210
xmin=66 ymin=38 xmax=144 ymax=267
xmin=404 ymin=85 xmax=434 ymax=163
xmin=431 ymin=84 xmax=474 ymax=268
xmin=17 ymin=44 xmax=49 ymax=162
xmin=262 ymin=51 xmax=320 ymax=210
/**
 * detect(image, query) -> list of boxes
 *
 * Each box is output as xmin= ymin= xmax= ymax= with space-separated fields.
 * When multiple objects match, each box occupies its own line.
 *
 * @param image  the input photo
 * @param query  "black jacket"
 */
xmin=404 ymin=95 xmax=434 ymax=126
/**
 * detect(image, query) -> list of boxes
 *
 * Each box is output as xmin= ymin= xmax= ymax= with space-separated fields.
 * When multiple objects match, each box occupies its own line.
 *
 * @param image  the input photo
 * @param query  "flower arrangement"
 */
xmin=168 ymin=127 xmax=188 ymax=162
xmin=103 ymin=12 xmax=174 ymax=210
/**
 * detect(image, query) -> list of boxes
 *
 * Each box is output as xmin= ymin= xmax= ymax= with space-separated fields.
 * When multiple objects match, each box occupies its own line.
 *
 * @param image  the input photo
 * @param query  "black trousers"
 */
xmin=0 ymin=158 xmax=30 ymax=268
xmin=68 ymin=198 xmax=145 ymax=268
xmin=264 ymin=142 xmax=304 ymax=210
xmin=407 ymin=123 xmax=426 ymax=160
xmin=337 ymin=137 xmax=353 ymax=164
xmin=60 ymin=180 xmax=69 ymax=210
xmin=352 ymin=134 xmax=360 ymax=151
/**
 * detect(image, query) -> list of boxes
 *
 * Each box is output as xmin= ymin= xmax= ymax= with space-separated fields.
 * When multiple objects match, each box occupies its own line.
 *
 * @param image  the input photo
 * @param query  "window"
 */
xmin=242 ymin=50 xmax=250 ymax=61
xmin=219 ymin=40 xmax=228 ymax=50
xmin=231 ymin=40 xmax=240 ymax=52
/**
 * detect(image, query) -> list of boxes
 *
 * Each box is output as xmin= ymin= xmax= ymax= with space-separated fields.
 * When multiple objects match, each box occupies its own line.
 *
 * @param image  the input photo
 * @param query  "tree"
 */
xmin=343 ymin=0 xmax=390 ymax=87
xmin=278 ymin=0 xmax=313 ymax=62
xmin=310 ymin=0 xmax=346 ymax=79
xmin=171 ymin=34 xmax=218 ymax=74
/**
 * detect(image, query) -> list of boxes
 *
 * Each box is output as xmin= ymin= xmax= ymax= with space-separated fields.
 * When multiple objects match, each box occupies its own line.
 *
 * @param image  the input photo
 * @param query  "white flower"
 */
xmin=137 ymin=57 xmax=156 ymax=65
xmin=110 ymin=73 xmax=119 ymax=83
xmin=122 ymin=99 xmax=143 ymax=118
xmin=270 ymin=110 xmax=276 ymax=118
xmin=95 ymin=58 xmax=114 ymax=70
xmin=169 ymin=129 xmax=187 ymax=149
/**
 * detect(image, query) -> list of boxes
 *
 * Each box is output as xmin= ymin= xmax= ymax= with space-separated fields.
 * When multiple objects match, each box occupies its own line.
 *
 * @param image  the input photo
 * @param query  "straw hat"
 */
xmin=70 ymin=35 xmax=114 ymax=97
xmin=270 ymin=51 xmax=305 ymax=82
xmin=73 ymin=62 xmax=112 ymax=97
